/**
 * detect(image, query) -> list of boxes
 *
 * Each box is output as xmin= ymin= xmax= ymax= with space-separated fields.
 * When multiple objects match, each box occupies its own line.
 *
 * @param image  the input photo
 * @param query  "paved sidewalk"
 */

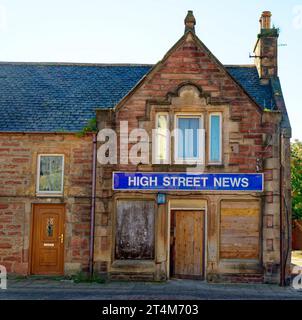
xmin=0 ymin=278 xmax=301 ymax=300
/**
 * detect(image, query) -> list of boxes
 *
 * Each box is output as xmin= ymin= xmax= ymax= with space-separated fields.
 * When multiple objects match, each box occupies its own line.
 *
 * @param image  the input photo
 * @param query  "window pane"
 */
xmin=39 ymin=156 xmax=63 ymax=192
xmin=156 ymin=114 xmax=168 ymax=161
xmin=178 ymin=117 xmax=199 ymax=159
xmin=210 ymin=115 xmax=221 ymax=162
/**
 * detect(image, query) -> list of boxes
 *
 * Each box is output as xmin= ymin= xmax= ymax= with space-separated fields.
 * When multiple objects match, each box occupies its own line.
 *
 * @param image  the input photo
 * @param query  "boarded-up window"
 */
xmin=115 ymin=200 xmax=155 ymax=260
xmin=220 ymin=200 xmax=260 ymax=260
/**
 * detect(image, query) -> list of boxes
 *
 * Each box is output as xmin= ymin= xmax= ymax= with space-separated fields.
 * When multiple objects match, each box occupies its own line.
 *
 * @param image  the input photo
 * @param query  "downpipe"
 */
xmin=279 ymin=132 xmax=285 ymax=286
xmin=89 ymin=133 xmax=97 ymax=277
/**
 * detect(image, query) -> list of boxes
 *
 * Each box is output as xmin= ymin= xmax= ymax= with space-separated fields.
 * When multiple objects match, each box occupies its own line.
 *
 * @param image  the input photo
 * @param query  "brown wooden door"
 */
xmin=31 ymin=204 xmax=65 ymax=275
xmin=170 ymin=210 xmax=205 ymax=279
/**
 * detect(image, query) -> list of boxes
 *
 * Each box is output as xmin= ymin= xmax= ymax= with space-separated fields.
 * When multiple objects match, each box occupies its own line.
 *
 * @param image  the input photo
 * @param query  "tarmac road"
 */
xmin=0 ymin=278 xmax=301 ymax=300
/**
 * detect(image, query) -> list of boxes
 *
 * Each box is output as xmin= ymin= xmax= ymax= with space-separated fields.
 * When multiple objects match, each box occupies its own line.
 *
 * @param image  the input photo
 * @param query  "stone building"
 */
xmin=0 ymin=11 xmax=291 ymax=284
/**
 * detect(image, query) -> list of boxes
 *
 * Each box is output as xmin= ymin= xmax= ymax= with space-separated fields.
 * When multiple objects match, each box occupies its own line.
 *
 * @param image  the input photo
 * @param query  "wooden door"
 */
xmin=31 ymin=204 xmax=65 ymax=275
xmin=170 ymin=210 xmax=205 ymax=279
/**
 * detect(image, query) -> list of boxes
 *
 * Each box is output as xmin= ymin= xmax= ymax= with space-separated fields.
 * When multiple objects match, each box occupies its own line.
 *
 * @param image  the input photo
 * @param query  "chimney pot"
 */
xmin=184 ymin=10 xmax=196 ymax=34
xmin=254 ymin=11 xmax=278 ymax=82
xmin=260 ymin=11 xmax=272 ymax=29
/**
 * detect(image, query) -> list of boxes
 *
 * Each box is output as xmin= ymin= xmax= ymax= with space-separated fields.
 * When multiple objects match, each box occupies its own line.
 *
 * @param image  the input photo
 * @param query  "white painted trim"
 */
xmin=36 ymin=154 xmax=64 ymax=195
xmin=174 ymin=113 xmax=204 ymax=164
xmin=209 ymin=112 xmax=222 ymax=164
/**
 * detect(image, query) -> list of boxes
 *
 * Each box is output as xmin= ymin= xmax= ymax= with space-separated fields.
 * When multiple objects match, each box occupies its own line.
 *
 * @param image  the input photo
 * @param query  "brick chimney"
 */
xmin=184 ymin=10 xmax=196 ymax=33
xmin=253 ymin=11 xmax=279 ymax=84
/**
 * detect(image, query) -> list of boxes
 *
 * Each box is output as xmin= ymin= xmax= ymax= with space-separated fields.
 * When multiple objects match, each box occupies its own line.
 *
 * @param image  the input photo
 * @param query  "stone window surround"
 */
xmin=152 ymin=108 xmax=224 ymax=167
xmin=36 ymin=154 xmax=65 ymax=197
xmin=138 ymin=84 xmax=226 ymax=167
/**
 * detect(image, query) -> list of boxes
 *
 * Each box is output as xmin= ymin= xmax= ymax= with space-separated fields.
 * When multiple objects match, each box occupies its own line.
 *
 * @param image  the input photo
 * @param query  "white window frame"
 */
xmin=36 ymin=154 xmax=64 ymax=195
xmin=174 ymin=113 xmax=204 ymax=164
xmin=209 ymin=112 xmax=222 ymax=164
xmin=153 ymin=112 xmax=170 ymax=164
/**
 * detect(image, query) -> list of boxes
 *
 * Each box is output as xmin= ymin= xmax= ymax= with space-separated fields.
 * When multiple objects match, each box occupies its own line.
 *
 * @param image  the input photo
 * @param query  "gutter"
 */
xmin=89 ymin=133 xmax=97 ymax=277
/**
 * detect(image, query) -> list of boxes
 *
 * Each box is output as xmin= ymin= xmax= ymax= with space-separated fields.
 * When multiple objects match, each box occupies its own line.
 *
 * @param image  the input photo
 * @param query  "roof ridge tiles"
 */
xmin=0 ymin=61 xmax=255 ymax=68
xmin=224 ymin=64 xmax=256 ymax=68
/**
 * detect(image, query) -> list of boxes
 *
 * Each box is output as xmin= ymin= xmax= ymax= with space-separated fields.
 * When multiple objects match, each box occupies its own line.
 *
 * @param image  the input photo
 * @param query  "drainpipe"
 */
xmin=89 ymin=133 xmax=97 ymax=277
xmin=279 ymin=132 xmax=285 ymax=286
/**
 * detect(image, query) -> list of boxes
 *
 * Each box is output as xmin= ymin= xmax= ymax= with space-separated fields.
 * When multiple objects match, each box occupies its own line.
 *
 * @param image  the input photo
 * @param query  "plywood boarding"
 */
xmin=115 ymin=200 xmax=155 ymax=260
xmin=170 ymin=199 xmax=206 ymax=210
xmin=220 ymin=201 xmax=260 ymax=260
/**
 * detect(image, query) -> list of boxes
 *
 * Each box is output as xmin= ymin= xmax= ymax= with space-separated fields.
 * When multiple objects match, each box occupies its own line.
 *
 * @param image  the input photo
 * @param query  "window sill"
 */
xmin=111 ymin=260 xmax=155 ymax=269
xmin=149 ymin=163 xmax=225 ymax=169
xmin=174 ymin=160 xmax=203 ymax=165
xmin=36 ymin=193 xmax=64 ymax=198
xmin=206 ymin=163 xmax=225 ymax=168
xmin=151 ymin=164 xmax=206 ymax=169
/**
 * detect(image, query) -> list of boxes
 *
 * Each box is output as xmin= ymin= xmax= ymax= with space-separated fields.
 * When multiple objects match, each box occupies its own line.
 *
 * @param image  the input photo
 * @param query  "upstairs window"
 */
xmin=209 ymin=113 xmax=222 ymax=163
xmin=37 ymin=155 xmax=64 ymax=194
xmin=154 ymin=113 xmax=170 ymax=164
xmin=175 ymin=114 xmax=204 ymax=164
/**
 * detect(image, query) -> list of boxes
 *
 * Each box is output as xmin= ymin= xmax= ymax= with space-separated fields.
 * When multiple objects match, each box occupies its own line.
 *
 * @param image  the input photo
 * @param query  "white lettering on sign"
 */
xmin=128 ymin=176 xmax=158 ymax=187
xmin=214 ymin=177 xmax=249 ymax=188
xmin=131 ymin=176 xmax=210 ymax=188
xmin=113 ymin=172 xmax=263 ymax=191
xmin=163 ymin=176 xmax=170 ymax=186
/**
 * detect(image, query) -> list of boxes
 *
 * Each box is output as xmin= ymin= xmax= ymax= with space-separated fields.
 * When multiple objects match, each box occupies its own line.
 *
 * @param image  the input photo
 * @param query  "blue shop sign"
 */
xmin=112 ymin=172 xmax=263 ymax=192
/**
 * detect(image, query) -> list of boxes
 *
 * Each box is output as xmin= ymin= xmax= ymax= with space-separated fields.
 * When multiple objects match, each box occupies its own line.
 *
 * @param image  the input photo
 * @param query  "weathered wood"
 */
xmin=171 ymin=210 xmax=204 ymax=279
xmin=220 ymin=201 xmax=260 ymax=260
xmin=115 ymin=200 xmax=155 ymax=260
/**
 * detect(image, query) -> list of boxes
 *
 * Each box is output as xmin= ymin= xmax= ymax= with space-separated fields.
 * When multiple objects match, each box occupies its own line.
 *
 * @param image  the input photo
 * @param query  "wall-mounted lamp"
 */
xmin=157 ymin=193 xmax=166 ymax=205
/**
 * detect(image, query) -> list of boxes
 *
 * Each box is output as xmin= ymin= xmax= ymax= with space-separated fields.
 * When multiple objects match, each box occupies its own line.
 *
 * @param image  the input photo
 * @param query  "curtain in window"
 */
xmin=39 ymin=156 xmax=63 ymax=192
xmin=178 ymin=118 xmax=199 ymax=159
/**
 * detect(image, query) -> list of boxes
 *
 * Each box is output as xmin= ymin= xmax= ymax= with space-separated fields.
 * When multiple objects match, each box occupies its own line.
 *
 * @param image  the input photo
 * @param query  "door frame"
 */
xmin=29 ymin=203 xmax=66 ymax=275
xmin=167 ymin=200 xmax=207 ymax=280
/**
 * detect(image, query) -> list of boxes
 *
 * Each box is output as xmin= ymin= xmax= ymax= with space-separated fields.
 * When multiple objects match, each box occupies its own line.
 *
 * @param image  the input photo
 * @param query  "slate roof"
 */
xmin=226 ymin=66 xmax=276 ymax=110
xmin=0 ymin=63 xmax=276 ymax=132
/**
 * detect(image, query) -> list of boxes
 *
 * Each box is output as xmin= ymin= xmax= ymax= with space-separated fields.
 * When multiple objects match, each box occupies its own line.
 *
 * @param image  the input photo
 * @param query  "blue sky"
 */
xmin=0 ymin=0 xmax=301 ymax=140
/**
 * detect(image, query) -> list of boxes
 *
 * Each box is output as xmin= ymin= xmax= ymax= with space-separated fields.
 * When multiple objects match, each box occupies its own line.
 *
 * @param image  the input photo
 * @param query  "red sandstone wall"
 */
xmin=0 ymin=133 xmax=93 ymax=274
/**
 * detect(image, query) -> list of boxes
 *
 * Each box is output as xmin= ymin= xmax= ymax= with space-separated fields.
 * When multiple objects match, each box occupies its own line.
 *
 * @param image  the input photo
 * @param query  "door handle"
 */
xmin=59 ymin=233 xmax=64 ymax=244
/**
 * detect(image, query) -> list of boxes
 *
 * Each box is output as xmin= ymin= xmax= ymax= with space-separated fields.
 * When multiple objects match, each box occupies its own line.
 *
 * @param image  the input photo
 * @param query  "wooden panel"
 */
xmin=115 ymin=200 xmax=155 ymax=260
xmin=31 ymin=204 xmax=65 ymax=275
xmin=220 ymin=201 xmax=260 ymax=259
xmin=171 ymin=210 xmax=204 ymax=279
